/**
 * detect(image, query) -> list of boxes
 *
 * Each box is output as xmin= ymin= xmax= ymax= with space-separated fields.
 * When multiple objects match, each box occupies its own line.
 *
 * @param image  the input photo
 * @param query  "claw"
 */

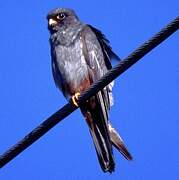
xmin=72 ymin=92 xmax=80 ymax=107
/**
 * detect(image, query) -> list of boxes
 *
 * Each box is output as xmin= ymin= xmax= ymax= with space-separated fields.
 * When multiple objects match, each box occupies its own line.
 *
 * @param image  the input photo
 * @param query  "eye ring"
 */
xmin=56 ymin=13 xmax=66 ymax=20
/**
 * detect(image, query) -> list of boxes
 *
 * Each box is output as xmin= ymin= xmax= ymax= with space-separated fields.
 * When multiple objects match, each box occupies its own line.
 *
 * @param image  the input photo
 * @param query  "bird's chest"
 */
xmin=54 ymin=39 xmax=89 ymax=93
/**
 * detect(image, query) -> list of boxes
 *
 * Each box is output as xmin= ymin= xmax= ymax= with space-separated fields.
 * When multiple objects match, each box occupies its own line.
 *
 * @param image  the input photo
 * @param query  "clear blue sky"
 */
xmin=0 ymin=0 xmax=178 ymax=179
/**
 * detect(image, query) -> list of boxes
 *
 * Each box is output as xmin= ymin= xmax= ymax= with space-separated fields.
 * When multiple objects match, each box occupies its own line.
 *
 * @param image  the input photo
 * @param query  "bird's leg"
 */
xmin=71 ymin=92 xmax=80 ymax=107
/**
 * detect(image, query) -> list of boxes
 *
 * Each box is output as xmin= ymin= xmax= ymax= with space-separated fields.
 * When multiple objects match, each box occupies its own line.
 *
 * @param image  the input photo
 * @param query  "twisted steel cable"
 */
xmin=0 ymin=17 xmax=178 ymax=168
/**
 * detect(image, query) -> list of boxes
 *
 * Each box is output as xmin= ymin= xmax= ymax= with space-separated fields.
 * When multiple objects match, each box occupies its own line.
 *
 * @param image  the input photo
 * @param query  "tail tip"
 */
xmin=102 ymin=162 xmax=115 ymax=173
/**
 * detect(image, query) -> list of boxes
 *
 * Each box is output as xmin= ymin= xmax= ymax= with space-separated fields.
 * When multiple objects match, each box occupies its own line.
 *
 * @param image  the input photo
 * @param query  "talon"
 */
xmin=72 ymin=92 xmax=80 ymax=107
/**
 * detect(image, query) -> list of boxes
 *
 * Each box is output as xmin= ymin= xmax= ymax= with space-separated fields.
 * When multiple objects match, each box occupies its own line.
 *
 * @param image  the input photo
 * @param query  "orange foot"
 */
xmin=71 ymin=92 xmax=80 ymax=107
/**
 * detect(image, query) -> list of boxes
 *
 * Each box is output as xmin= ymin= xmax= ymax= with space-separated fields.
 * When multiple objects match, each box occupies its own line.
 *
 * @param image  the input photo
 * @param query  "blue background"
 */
xmin=0 ymin=1 xmax=179 ymax=179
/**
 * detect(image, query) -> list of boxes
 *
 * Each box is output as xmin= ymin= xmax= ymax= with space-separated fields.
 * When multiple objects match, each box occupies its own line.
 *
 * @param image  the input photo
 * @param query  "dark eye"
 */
xmin=56 ymin=13 xmax=66 ymax=20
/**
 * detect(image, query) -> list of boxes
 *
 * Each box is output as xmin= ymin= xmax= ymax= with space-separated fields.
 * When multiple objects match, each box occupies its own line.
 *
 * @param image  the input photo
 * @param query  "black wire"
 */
xmin=0 ymin=17 xmax=178 ymax=169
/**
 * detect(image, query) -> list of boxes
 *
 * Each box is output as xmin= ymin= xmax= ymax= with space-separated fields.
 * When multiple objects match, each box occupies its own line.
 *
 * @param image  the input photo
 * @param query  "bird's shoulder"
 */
xmin=80 ymin=24 xmax=121 ymax=70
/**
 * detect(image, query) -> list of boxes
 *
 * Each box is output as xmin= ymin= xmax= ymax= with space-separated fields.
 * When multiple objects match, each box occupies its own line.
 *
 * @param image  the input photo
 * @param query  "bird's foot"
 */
xmin=71 ymin=92 xmax=80 ymax=107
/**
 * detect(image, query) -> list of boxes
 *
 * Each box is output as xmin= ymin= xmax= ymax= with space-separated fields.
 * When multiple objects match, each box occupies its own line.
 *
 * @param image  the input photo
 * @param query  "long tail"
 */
xmin=81 ymin=91 xmax=115 ymax=173
xmin=108 ymin=123 xmax=132 ymax=160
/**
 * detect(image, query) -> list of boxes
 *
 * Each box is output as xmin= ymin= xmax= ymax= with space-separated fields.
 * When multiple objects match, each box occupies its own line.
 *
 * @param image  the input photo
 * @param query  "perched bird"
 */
xmin=47 ymin=8 xmax=132 ymax=172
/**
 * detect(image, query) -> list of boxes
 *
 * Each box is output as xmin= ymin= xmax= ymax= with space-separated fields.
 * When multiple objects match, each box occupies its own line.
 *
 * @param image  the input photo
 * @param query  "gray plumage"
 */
xmin=47 ymin=8 xmax=132 ymax=173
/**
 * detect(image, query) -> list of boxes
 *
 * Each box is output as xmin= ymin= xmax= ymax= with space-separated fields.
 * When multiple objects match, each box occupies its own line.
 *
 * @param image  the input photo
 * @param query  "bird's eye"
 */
xmin=56 ymin=13 xmax=66 ymax=20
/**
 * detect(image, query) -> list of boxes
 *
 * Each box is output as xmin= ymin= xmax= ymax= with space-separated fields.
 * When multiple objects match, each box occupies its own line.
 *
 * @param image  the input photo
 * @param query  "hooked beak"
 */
xmin=48 ymin=18 xmax=57 ymax=27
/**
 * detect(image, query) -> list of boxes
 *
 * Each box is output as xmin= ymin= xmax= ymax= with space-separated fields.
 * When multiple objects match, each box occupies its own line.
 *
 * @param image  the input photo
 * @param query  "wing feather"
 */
xmin=88 ymin=25 xmax=121 ymax=70
xmin=81 ymin=25 xmax=132 ymax=162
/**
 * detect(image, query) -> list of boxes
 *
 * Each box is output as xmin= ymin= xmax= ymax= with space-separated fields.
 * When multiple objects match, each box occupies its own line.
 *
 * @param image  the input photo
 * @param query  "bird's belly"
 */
xmin=63 ymin=60 xmax=90 ymax=94
xmin=56 ymin=42 xmax=90 ymax=95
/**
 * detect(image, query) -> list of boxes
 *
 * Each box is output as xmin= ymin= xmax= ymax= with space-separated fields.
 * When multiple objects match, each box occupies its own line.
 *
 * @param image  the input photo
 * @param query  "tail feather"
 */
xmin=81 ymin=92 xmax=115 ymax=173
xmin=108 ymin=123 xmax=132 ymax=160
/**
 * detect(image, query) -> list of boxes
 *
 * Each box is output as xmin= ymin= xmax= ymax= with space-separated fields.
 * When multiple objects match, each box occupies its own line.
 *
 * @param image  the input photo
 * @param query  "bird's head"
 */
xmin=47 ymin=8 xmax=80 ymax=34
